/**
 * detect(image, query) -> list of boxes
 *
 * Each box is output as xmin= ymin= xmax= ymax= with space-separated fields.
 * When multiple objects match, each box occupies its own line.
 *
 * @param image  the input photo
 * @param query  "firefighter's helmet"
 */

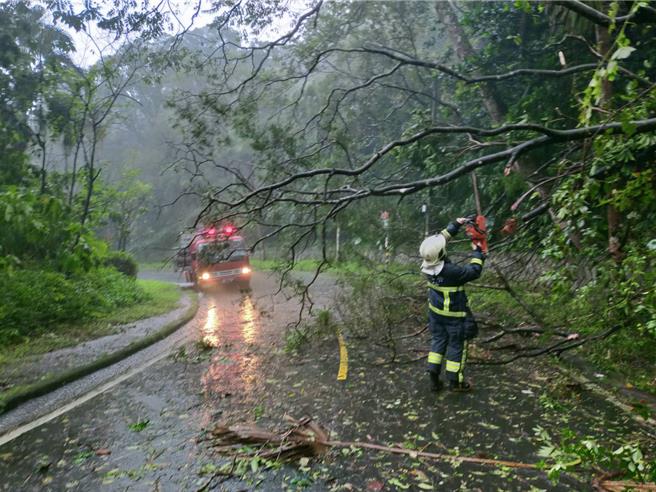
xmin=420 ymin=234 xmax=446 ymax=274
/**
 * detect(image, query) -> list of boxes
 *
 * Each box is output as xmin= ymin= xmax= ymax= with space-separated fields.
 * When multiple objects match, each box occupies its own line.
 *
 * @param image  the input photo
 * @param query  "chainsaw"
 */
xmin=466 ymin=171 xmax=488 ymax=254
xmin=464 ymin=214 xmax=488 ymax=254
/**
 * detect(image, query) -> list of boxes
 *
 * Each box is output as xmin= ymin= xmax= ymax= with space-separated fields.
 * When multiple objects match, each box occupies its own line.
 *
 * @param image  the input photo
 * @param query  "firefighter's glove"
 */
xmin=474 ymin=241 xmax=488 ymax=251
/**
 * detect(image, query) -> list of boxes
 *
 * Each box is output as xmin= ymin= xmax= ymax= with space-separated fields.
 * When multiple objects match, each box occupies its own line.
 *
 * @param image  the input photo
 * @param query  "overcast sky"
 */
xmin=64 ymin=0 xmax=214 ymax=66
xmin=60 ymin=0 xmax=309 ymax=67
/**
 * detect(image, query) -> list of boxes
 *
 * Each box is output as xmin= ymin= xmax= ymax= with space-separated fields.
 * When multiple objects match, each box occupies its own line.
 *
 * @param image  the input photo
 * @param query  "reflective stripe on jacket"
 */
xmin=427 ymin=251 xmax=485 ymax=317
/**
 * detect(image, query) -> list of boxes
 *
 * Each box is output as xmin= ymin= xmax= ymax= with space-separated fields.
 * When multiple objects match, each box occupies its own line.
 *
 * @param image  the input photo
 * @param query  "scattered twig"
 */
xmin=492 ymin=265 xmax=546 ymax=328
xmin=394 ymin=324 xmax=428 ymax=340
xmin=471 ymin=325 xmax=621 ymax=365
xmin=482 ymin=326 xmax=570 ymax=344
xmin=195 ymin=456 xmax=237 ymax=492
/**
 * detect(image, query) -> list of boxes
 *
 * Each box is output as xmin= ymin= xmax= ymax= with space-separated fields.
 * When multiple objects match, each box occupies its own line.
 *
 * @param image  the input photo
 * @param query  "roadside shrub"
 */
xmin=335 ymin=271 xmax=423 ymax=338
xmin=103 ymin=251 xmax=138 ymax=278
xmin=0 ymin=267 xmax=149 ymax=344
xmin=0 ymin=187 xmax=106 ymax=273
xmin=334 ymin=270 xmax=424 ymax=363
xmin=283 ymin=309 xmax=336 ymax=353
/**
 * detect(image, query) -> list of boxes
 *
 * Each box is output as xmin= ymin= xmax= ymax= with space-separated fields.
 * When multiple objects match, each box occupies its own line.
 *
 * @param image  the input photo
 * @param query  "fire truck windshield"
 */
xmin=197 ymin=238 xmax=248 ymax=265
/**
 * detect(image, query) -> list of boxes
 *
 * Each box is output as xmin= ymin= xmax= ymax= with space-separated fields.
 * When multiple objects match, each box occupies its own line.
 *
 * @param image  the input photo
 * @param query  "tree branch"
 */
xmin=553 ymin=0 xmax=656 ymax=27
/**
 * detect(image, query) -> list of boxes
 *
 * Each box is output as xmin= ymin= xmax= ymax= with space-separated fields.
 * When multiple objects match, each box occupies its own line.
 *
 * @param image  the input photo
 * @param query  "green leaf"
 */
xmin=388 ymin=478 xmax=410 ymax=489
xmin=611 ymin=46 xmax=636 ymax=60
xmin=128 ymin=419 xmax=150 ymax=432
xmin=621 ymin=117 xmax=638 ymax=137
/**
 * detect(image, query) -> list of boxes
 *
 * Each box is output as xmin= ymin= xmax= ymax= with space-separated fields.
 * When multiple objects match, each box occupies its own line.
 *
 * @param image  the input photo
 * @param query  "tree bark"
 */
xmin=436 ymin=2 xmax=506 ymax=124
xmin=74 ymin=120 xmax=99 ymax=250
xmin=69 ymin=101 xmax=88 ymax=207
xmin=595 ymin=24 xmax=623 ymax=262
xmin=38 ymin=135 xmax=47 ymax=195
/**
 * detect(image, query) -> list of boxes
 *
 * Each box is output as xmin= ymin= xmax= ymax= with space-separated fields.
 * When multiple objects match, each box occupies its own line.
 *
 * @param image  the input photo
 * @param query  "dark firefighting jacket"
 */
xmin=426 ymin=223 xmax=485 ymax=318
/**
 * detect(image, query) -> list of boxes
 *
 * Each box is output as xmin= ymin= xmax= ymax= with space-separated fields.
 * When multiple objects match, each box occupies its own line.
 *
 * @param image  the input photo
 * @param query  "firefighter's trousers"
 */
xmin=427 ymin=312 xmax=468 ymax=383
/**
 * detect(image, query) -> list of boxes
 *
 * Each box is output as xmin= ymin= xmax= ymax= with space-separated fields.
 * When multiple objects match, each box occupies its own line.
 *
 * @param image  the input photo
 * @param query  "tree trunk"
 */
xmin=435 ymin=2 xmax=506 ymax=124
xmin=118 ymin=229 xmax=128 ymax=251
xmin=595 ymin=24 xmax=622 ymax=262
xmin=69 ymin=103 xmax=88 ymax=207
xmin=38 ymin=136 xmax=47 ymax=194
xmin=74 ymin=123 xmax=99 ymax=249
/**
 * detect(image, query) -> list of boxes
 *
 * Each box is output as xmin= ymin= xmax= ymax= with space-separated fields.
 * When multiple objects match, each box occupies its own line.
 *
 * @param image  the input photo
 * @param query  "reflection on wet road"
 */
xmin=240 ymin=296 xmax=257 ymax=344
xmin=202 ymin=303 xmax=220 ymax=347
xmin=200 ymin=289 xmax=262 ymax=407
xmin=201 ymin=292 xmax=257 ymax=348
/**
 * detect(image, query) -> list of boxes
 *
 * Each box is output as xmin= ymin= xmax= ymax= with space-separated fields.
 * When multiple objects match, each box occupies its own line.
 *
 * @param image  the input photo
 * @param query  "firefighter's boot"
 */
xmin=428 ymin=371 xmax=443 ymax=392
xmin=448 ymin=380 xmax=472 ymax=392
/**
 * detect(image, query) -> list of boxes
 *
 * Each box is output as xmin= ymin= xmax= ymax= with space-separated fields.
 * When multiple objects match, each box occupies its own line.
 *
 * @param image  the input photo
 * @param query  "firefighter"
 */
xmin=419 ymin=218 xmax=485 ymax=392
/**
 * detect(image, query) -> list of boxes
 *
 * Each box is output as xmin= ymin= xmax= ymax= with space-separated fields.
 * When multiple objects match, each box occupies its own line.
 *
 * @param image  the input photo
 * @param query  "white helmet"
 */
xmin=420 ymin=234 xmax=446 ymax=275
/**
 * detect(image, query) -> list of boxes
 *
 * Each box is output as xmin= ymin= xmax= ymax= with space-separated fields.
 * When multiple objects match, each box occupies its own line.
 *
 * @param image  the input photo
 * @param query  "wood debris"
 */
xmin=205 ymin=415 xmax=538 ymax=469
xmin=205 ymin=416 xmax=656 ymax=491
xmin=206 ymin=415 xmax=329 ymax=461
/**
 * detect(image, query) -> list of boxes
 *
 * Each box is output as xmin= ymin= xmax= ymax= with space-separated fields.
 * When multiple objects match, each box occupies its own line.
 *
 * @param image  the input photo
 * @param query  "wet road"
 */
xmin=0 ymin=271 xmax=336 ymax=490
xmin=0 ymin=270 xmax=653 ymax=490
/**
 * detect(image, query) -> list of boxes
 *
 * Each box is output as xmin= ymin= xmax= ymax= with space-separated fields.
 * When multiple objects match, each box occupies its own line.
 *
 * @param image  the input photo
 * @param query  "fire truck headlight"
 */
xmin=201 ymin=272 xmax=211 ymax=280
xmin=241 ymin=266 xmax=252 ymax=275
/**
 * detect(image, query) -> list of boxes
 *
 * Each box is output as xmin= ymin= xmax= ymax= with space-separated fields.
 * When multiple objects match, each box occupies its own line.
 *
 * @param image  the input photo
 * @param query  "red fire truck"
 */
xmin=176 ymin=224 xmax=252 ymax=290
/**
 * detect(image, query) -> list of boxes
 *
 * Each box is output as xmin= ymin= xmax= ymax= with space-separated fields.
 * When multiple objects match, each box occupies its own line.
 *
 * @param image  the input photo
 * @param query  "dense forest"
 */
xmin=1 ymin=0 xmax=655 ymax=385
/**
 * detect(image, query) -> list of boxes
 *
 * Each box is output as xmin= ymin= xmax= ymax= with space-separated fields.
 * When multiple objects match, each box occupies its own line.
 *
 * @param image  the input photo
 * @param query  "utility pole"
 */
xmin=422 ymin=203 xmax=428 ymax=237
xmin=381 ymin=211 xmax=390 ymax=264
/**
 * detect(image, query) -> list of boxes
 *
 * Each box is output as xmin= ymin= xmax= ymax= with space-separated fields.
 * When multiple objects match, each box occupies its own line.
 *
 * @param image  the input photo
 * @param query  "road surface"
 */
xmin=0 ymin=270 xmax=652 ymax=491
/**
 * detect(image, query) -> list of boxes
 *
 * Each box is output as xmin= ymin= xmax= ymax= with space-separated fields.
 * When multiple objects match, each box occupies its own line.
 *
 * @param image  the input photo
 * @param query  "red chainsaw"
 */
xmin=466 ymin=172 xmax=488 ymax=254
xmin=465 ymin=214 xmax=488 ymax=254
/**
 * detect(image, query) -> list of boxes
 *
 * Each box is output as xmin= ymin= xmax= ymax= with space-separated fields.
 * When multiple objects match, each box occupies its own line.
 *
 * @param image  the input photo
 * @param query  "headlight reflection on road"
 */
xmin=202 ymin=304 xmax=220 ymax=347
xmin=240 ymin=296 xmax=256 ymax=344
xmin=199 ymin=295 xmax=262 ymax=413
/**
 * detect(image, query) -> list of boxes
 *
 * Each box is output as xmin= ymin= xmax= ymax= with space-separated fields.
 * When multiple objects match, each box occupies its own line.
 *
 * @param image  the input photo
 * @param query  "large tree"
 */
xmin=161 ymin=0 xmax=656 ymax=359
xmin=0 ymin=0 xmax=74 ymax=186
xmin=168 ymin=1 xmax=654 ymax=256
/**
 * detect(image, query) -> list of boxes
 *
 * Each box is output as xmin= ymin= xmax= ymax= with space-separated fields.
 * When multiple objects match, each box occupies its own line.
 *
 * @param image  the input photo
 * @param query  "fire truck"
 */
xmin=176 ymin=224 xmax=252 ymax=290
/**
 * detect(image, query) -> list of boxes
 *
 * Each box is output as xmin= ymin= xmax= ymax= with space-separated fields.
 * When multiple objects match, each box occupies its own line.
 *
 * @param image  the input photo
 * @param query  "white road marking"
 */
xmin=0 ymin=342 xmax=179 ymax=447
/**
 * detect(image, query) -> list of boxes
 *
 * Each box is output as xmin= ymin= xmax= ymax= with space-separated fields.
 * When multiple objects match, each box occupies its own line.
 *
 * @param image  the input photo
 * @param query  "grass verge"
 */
xmin=0 ymin=280 xmax=181 ymax=368
xmin=0 ymin=292 xmax=198 ymax=414
xmin=251 ymin=258 xmax=408 ymax=275
xmin=138 ymin=261 xmax=175 ymax=271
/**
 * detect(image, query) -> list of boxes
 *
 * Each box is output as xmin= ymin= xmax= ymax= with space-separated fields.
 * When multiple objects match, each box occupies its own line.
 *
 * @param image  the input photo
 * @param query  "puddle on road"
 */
xmin=200 ymin=293 xmax=262 ymax=408
xmin=201 ymin=303 xmax=220 ymax=347
xmin=201 ymin=295 xmax=257 ymax=347
xmin=240 ymin=296 xmax=257 ymax=344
